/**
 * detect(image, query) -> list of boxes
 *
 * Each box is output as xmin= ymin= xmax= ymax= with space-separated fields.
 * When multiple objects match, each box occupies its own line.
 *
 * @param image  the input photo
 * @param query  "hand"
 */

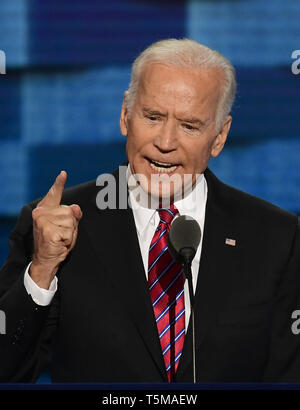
xmin=30 ymin=171 xmax=82 ymax=289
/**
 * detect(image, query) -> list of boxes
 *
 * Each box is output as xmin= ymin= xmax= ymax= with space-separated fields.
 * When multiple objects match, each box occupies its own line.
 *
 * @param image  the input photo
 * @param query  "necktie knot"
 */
xmin=157 ymin=204 xmax=178 ymax=226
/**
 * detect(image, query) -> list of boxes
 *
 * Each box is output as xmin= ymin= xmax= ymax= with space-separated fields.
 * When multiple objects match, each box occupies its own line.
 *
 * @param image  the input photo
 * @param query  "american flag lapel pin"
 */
xmin=225 ymin=238 xmax=236 ymax=247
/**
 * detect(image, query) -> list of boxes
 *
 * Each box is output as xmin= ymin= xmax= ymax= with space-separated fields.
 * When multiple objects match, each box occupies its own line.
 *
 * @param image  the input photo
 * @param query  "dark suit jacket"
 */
xmin=1 ymin=167 xmax=300 ymax=383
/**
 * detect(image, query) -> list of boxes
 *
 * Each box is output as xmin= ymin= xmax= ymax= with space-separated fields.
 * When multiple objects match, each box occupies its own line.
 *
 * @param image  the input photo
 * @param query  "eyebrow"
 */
xmin=178 ymin=117 xmax=206 ymax=126
xmin=142 ymin=108 xmax=206 ymax=126
xmin=142 ymin=108 xmax=167 ymax=116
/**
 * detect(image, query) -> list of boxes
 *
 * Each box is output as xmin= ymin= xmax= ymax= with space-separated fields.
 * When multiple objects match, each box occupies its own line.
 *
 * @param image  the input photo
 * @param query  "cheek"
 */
xmin=125 ymin=122 xmax=139 ymax=150
xmin=127 ymin=122 xmax=154 ymax=154
xmin=126 ymin=132 xmax=148 ymax=167
xmin=126 ymin=139 xmax=139 ymax=168
xmin=126 ymin=134 xmax=142 ymax=158
xmin=183 ymin=141 xmax=212 ymax=171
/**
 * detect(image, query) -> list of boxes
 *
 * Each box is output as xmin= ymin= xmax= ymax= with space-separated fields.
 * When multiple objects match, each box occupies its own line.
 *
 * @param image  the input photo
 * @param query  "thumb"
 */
xmin=70 ymin=204 xmax=83 ymax=221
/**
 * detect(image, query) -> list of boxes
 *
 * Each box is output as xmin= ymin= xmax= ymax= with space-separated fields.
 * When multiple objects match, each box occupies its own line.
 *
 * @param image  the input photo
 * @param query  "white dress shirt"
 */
xmin=128 ymin=166 xmax=207 ymax=329
xmin=24 ymin=166 xmax=208 ymax=330
xmin=24 ymin=262 xmax=57 ymax=306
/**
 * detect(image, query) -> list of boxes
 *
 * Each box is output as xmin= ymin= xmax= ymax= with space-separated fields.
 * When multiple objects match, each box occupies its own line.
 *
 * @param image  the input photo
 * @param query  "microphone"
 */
xmin=168 ymin=215 xmax=201 ymax=268
xmin=167 ymin=215 xmax=201 ymax=383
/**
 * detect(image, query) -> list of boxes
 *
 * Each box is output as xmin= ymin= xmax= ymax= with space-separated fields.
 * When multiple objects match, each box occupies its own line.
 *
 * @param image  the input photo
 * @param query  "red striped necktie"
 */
xmin=148 ymin=204 xmax=185 ymax=382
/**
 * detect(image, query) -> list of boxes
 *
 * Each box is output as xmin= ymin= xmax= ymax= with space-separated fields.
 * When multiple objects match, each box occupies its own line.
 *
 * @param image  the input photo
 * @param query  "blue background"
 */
xmin=0 ymin=0 xmax=299 ymax=383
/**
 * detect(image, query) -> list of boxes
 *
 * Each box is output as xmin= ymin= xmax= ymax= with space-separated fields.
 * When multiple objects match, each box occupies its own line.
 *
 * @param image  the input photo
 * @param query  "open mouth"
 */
xmin=148 ymin=158 xmax=179 ymax=173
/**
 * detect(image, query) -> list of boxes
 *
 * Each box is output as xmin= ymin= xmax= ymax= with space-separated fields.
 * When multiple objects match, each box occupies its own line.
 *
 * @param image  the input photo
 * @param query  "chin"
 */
xmin=148 ymin=183 xmax=183 ymax=208
xmin=130 ymin=163 xmax=195 ymax=206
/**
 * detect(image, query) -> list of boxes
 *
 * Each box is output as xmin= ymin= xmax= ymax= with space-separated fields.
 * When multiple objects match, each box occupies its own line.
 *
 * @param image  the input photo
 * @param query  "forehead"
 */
xmin=137 ymin=63 xmax=223 ymax=110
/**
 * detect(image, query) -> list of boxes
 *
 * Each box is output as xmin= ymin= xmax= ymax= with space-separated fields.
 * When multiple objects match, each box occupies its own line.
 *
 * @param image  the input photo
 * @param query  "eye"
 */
xmin=145 ymin=114 xmax=160 ymax=123
xmin=146 ymin=115 xmax=159 ymax=121
xmin=183 ymin=123 xmax=196 ymax=131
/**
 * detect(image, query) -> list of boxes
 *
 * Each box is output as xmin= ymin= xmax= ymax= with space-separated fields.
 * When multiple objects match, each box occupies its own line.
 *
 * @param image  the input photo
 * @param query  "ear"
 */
xmin=211 ymin=115 xmax=232 ymax=158
xmin=120 ymin=91 xmax=129 ymax=137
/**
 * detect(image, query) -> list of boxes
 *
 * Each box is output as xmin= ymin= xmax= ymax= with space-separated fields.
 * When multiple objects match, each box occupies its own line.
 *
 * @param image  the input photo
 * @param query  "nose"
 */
xmin=153 ymin=120 xmax=178 ymax=152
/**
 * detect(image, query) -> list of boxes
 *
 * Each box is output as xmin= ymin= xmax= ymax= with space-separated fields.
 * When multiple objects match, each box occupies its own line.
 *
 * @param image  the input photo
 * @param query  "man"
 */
xmin=1 ymin=38 xmax=300 ymax=383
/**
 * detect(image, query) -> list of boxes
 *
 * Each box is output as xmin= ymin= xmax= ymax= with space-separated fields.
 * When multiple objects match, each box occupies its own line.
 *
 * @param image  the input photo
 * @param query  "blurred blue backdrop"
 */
xmin=0 ymin=0 xmax=300 ymax=382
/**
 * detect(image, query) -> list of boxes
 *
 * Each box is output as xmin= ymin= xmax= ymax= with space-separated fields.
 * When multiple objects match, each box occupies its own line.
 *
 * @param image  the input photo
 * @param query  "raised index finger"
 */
xmin=38 ymin=170 xmax=67 ymax=208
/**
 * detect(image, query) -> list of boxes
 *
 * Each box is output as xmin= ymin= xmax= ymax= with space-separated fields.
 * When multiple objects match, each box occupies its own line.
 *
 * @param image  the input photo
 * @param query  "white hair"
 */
xmin=125 ymin=38 xmax=237 ymax=130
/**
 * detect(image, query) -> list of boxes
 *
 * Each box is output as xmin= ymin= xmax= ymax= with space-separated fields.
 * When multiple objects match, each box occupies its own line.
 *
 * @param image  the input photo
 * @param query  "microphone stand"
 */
xmin=181 ymin=248 xmax=196 ymax=384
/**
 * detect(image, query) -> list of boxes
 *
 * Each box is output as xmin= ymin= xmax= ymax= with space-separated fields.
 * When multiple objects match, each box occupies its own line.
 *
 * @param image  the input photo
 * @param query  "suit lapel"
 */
xmin=82 ymin=166 xmax=168 ymax=381
xmin=176 ymin=168 xmax=241 ymax=381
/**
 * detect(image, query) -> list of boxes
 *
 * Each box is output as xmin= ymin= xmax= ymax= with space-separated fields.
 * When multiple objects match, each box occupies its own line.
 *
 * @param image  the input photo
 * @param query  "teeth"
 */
xmin=154 ymin=161 xmax=172 ymax=166
xmin=150 ymin=162 xmax=177 ymax=173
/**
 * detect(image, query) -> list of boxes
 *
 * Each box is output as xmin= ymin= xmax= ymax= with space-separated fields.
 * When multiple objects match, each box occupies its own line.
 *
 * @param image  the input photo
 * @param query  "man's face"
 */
xmin=120 ymin=63 xmax=232 ymax=201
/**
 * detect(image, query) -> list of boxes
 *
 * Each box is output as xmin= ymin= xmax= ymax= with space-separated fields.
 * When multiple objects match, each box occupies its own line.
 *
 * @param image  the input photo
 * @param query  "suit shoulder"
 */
xmin=226 ymin=182 xmax=294 ymax=216
xmin=61 ymin=179 xmax=97 ymax=206
xmin=207 ymin=169 xmax=298 ymax=227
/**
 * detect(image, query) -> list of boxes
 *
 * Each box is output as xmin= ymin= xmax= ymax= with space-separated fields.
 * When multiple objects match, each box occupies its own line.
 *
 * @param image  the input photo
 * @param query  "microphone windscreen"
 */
xmin=168 ymin=215 xmax=201 ymax=263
